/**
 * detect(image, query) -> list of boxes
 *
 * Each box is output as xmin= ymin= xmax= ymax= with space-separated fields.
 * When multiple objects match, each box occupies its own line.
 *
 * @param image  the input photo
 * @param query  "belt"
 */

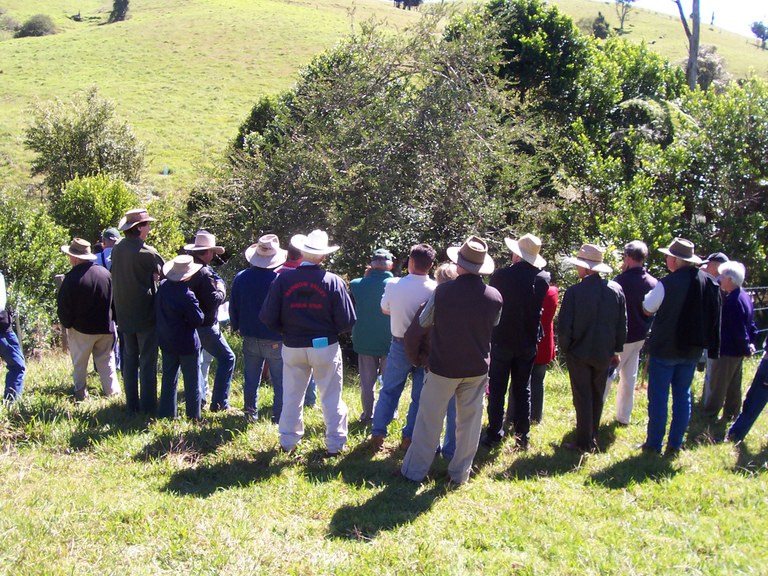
xmin=392 ymin=336 xmax=405 ymax=343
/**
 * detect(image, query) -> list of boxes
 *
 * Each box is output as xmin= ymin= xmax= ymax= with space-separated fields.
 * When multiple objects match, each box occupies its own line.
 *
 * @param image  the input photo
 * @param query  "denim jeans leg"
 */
xmin=372 ymin=339 xmax=413 ymax=438
xmin=179 ymin=352 xmax=202 ymax=420
xmin=122 ymin=332 xmax=141 ymax=411
xmin=646 ymin=356 xmax=673 ymax=451
xmin=441 ymin=394 xmax=457 ymax=459
xmin=402 ymin=366 xmax=425 ymax=440
xmin=0 ymin=328 xmax=25 ymax=401
xmin=137 ymin=329 xmax=158 ymax=414
xmin=304 ymin=377 xmax=317 ymax=407
xmin=199 ymin=347 xmax=213 ymax=404
xmin=262 ymin=340 xmax=284 ymax=422
xmin=198 ymin=325 xmax=235 ymax=410
xmin=159 ymin=351 xmax=181 ymax=419
xmin=728 ymin=356 xmax=768 ymax=440
xmin=667 ymin=361 xmax=696 ymax=449
xmin=242 ymin=336 xmax=266 ymax=415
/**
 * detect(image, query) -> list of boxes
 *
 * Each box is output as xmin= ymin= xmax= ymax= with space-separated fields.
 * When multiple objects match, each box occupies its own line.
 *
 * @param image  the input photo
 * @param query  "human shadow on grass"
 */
xmin=69 ymin=401 xmax=151 ymax=450
xmin=590 ymin=452 xmax=679 ymax=489
xmin=492 ymin=431 xmax=589 ymax=481
xmin=162 ymin=448 xmax=289 ymax=497
xmin=731 ymin=442 xmax=768 ymax=476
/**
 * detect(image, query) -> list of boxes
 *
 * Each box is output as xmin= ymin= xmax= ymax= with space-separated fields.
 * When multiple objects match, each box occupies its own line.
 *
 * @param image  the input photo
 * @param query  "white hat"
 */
xmin=184 ymin=230 xmax=225 ymax=255
xmin=60 ymin=238 xmax=97 ymax=261
xmin=504 ymin=233 xmax=547 ymax=269
xmin=564 ymin=244 xmax=612 ymax=274
xmin=290 ymin=230 xmax=339 ymax=255
xmin=244 ymin=234 xmax=288 ymax=269
xmin=162 ymin=255 xmax=203 ymax=282
xmin=447 ymin=236 xmax=495 ymax=275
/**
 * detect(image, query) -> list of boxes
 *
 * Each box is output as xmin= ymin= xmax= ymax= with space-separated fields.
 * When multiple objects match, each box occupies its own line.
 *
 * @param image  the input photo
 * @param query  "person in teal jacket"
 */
xmin=350 ymin=248 xmax=394 ymax=424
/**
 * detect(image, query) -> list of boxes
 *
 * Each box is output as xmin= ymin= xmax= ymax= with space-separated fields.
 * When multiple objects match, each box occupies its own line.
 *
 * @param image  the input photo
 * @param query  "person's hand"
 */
xmin=610 ymin=354 xmax=620 ymax=368
xmin=748 ymin=343 xmax=757 ymax=357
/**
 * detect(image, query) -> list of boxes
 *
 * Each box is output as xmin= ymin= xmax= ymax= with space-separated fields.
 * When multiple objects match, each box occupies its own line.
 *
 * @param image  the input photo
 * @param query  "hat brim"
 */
xmin=60 ymin=245 xmax=97 ymax=261
xmin=564 ymin=256 xmax=612 ymax=274
xmin=162 ymin=260 xmax=203 ymax=282
xmin=447 ymin=246 xmax=495 ymax=275
xmin=290 ymin=234 xmax=339 ymax=255
xmin=244 ymin=244 xmax=288 ymax=269
xmin=504 ymin=238 xmax=547 ymax=269
xmin=184 ymin=243 xmax=225 ymax=255
xmin=118 ymin=215 xmax=156 ymax=231
xmin=658 ymin=248 xmax=702 ymax=265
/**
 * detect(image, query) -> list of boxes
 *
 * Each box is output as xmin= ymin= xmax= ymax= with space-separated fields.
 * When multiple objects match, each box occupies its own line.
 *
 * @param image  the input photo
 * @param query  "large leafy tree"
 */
xmin=24 ymin=87 xmax=145 ymax=193
xmin=752 ymin=21 xmax=768 ymax=50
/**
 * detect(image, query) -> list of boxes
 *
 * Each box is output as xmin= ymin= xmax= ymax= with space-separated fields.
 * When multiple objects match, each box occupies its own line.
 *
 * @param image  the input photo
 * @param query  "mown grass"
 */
xmin=1 ymin=340 xmax=766 ymax=574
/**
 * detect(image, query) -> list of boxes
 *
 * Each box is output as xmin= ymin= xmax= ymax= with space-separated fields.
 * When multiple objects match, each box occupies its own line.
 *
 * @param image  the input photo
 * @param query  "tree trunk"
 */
xmin=686 ymin=0 xmax=700 ymax=90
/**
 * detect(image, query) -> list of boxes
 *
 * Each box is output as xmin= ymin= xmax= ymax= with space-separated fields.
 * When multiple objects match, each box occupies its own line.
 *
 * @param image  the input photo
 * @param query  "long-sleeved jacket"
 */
xmin=111 ymin=237 xmax=165 ymax=333
xmin=259 ymin=264 xmax=356 ymax=348
xmin=155 ymin=279 xmax=204 ymax=356
xmin=229 ymin=266 xmax=281 ymax=340
xmin=558 ymin=273 xmax=627 ymax=363
xmin=720 ymin=287 xmax=758 ymax=357
xmin=57 ymin=261 xmax=114 ymax=335
xmin=187 ymin=257 xmax=226 ymax=328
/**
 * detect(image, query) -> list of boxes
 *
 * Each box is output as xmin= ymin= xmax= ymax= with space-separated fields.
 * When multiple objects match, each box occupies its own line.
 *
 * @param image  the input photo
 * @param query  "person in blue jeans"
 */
xmin=0 ymin=272 xmax=25 ymax=402
xmin=640 ymin=238 xmax=721 ymax=455
xmin=230 ymin=234 xmax=288 ymax=423
xmin=156 ymin=256 xmax=204 ymax=420
xmin=727 ymin=352 xmax=768 ymax=442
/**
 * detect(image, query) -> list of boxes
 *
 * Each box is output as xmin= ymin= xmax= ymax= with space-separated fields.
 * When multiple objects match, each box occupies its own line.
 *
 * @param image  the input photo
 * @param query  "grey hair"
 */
xmin=718 ymin=260 xmax=746 ymax=287
xmin=434 ymin=262 xmax=458 ymax=285
xmin=300 ymin=251 xmax=325 ymax=264
xmin=623 ymin=240 xmax=649 ymax=263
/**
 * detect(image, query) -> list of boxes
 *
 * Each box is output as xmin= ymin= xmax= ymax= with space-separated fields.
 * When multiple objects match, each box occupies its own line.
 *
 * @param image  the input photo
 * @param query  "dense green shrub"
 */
xmin=14 ymin=14 xmax=55 ymax=38
xmin=24 ymin=86 xmax=145 ymax=193
xmin=50 ymin=174 xmax=138 ymax=243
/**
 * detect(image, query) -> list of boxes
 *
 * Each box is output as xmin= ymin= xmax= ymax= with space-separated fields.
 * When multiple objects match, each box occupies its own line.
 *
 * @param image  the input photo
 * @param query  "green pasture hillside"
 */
xmin=1 ymin=0 xmax=766 ymax=195
xmin=0 ymin=0 xmax=420 ymax=192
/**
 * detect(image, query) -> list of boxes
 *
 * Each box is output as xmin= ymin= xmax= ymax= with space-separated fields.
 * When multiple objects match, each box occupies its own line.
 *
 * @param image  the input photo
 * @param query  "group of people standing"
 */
xmin=2 ymin=208 xmax=765 ymax=485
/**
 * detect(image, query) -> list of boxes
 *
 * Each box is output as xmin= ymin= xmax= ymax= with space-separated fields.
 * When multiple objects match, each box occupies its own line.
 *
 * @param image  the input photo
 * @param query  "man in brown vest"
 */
xmin=401 ymin=236 xmax=503 ymax=485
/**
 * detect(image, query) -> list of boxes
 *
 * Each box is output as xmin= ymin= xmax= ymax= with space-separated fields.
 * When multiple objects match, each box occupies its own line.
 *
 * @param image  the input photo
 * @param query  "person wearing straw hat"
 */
xmin=0 ymin=271 xmax=25 ymax=402
xmin=156 ymin=255 xmax=205 ymax=420
xmin=230 ymin=234 xmax=288 ymax=423
xmin=558 ymin=244 xmax=627 ymax=453
xmin=401 ymin=236 xmax=502 ymax=485
xmin=349 ymin=248 xmax=395 ymax=425
xmin=111 ymin=208 xmax=165 ymax=414
xmin=640 ymin=237 xmax=721 ymax=455
xmin=482 ymin=233 xmax=550 ymax=451
xmin=184 ymin=230 xmax=236 ymax=412
xmin=57 ymin=238 xmax=121 ymax=401
xmin=603 ymin=240 xmax=657 ymax=426
xmin=260 ymin=230 xmax=356 ymax=456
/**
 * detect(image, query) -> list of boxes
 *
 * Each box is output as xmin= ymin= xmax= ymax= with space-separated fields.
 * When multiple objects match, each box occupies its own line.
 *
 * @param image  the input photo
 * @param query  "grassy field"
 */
xmin=1 ymin=342 xmax=766 ymax=574
xmin=1 ymin=0 xmax=767 ymax=196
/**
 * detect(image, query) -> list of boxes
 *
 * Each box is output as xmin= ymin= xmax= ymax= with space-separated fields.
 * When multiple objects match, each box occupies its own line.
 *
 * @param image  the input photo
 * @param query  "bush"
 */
xmin=14 ymin=14 xmax=55 ymax=38
xmin=50 ymin=174 xmax=138 ymax=242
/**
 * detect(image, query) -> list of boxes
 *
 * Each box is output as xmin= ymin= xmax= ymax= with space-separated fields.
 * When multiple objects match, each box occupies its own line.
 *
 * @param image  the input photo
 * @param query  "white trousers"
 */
xmin=401 ymin=371 xmax=486 ymax=484
xmin=604 ymin=338 xmax=644 ymax=424
xmin=67 ymin=328 xmax=121 ymax=396
xmin=279 ymin=343 xmax=348 ymax=453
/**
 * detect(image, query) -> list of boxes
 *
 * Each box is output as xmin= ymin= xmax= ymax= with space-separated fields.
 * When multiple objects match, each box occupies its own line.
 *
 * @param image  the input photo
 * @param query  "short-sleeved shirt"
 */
xmin=380 ymin=274 xmax=436 ymax=338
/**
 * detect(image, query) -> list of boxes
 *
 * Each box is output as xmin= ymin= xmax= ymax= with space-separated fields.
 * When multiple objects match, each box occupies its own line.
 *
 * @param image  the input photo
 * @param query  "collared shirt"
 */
xmin=381 ymin=273 xmax=436 ymax=338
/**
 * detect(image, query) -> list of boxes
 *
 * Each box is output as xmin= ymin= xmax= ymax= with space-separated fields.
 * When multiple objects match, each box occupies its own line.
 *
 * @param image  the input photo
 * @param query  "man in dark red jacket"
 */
xmin=57 ymin=238 xmax=120 ymax=401
xmin=401 ymin=236 xmax=502 ymax=485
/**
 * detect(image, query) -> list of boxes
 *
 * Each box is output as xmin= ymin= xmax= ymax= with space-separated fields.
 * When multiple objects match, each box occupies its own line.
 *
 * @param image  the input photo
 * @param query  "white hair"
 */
xmin=718 ymin=260 xmax=746 ymax=287
xmin=300 ymin=251 xmax=325 ymax=264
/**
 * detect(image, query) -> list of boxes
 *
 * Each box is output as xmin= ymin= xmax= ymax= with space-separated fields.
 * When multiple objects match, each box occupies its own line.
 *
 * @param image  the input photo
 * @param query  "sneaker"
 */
xmin=74 ymin=387 xmax=89 ymax=402
xmin=244 ymin=410 xmax=258 ymax=424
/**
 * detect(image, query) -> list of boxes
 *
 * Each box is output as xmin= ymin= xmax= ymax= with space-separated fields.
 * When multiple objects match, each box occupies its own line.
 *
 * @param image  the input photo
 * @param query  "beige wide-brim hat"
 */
xmin=245 ymin=234 xmax=288 ymax=269
xmin=118 ymin=208 xmax=156 ymax=231
xmin=162 ymin=255 xmax=203 ymax=282
xmin=564 ymin=243 xmax=612 ymax=274
xmin=184 ymin=230 xmax=225 ymax=255
xmin=290 ymin=229 xmax=339 ymax=255
xmin=60 ymin=237 xmax=97 ymax=261
xmin=447 ymin=235 xmax=495 ymax=275
xmin=659 ymin=237 xmax=702 ymax=264
xmin=504 ymin=233 xmax=547 ymax=269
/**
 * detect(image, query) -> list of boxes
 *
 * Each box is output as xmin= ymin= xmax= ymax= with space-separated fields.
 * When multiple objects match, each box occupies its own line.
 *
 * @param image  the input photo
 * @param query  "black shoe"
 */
xmin=637 ymin=443 xmax=661 ymax=455
xmin=561 ymin=441 xmax=587 ymax=453
xmin=480 ymin=432 xmax=501 ymax=449
xmin=663 ymin=445 xmax=681 ymax=458
xmin=514 ymin=436 xmax=529 ymax=451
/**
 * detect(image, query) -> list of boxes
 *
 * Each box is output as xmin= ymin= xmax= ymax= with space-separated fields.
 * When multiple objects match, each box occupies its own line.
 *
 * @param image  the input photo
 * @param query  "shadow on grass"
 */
xmin=328 ymin=477 xmax=443 ymax=540
xmin=590 ymin=452 xmax=679 ymax=489
xmin=162 ymin=449 xmax=287 ymax=496
xmin=732 ymin=442 xmax=768 ymax=476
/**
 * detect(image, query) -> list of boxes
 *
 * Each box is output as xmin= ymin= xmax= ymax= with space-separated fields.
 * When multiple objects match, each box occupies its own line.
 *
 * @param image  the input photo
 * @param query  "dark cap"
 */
xmin=701 ymin=252 xmax=729 ymax=265
xmin=102 ymin=227 xmax=121 ymax=241
xmin=371 ymin=248 xmax=394 ymax=263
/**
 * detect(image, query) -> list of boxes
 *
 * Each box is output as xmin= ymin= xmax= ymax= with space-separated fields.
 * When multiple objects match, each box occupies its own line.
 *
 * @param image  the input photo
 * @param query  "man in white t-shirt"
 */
xmin=370 ymin=244 xmax=436 ymax=450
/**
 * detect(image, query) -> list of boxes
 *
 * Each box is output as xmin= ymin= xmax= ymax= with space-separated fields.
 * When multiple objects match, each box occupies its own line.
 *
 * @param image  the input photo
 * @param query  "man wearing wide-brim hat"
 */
xmin=155 ymin=255 xmax=205 ymax=421
xmin=111 ymin=208 xmax=165 ymax=414
xmin=558 ymin=243 xmax=627 ymax=453
xmin=639 ymin=237 xmax=721 ymax=455
xmin=401 ymin=236 xmax=503 ymax=485
xmin=184 ymin=230 xmax=236 ymax=412
xmin=482 ymin=233 xmax=550 ymax=451
xmin=230 ymin=234 xmax=288 ymax=423
xmin=260 ymin=230 xmax=357 ymax=456
xmin=57 ymin=238 xmax=121 ymax=401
